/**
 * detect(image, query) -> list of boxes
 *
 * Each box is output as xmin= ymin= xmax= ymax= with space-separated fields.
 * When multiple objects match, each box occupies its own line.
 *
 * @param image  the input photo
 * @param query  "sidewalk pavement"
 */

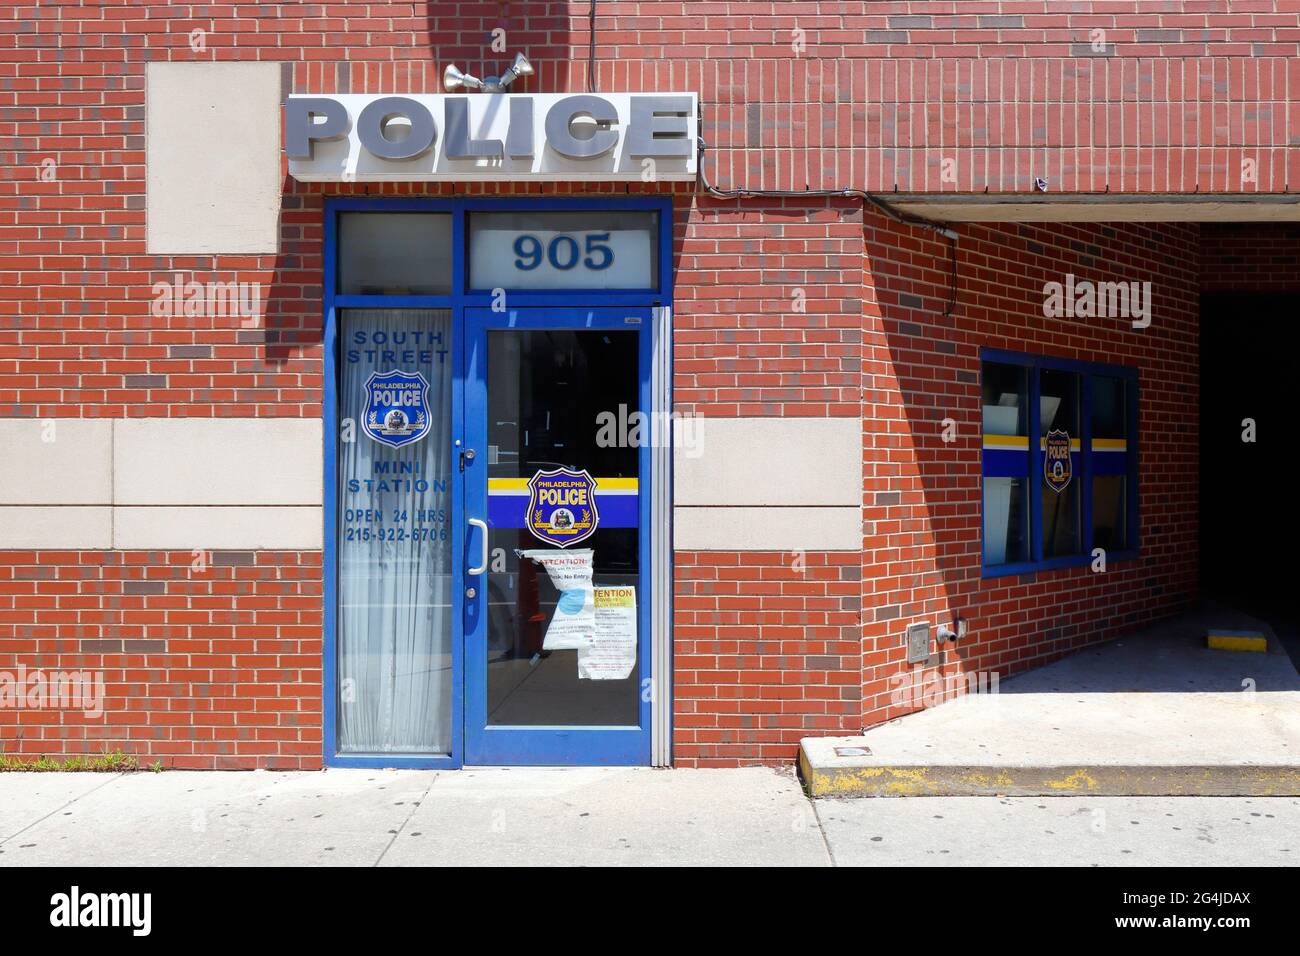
xmin=803 ymin=604 xmax=1300 ymax=797
xmin=1 ymin=767 xmax=1296 ymax=866
xmin=0 ymin=767 xmax=826 ymax=867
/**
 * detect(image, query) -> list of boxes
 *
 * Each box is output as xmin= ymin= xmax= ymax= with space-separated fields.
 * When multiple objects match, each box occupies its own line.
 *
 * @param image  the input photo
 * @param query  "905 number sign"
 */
xmin=513 ymin=232 xmax=614 ymax=272
xmin=468 ymin=214 xmax=655 ymax=290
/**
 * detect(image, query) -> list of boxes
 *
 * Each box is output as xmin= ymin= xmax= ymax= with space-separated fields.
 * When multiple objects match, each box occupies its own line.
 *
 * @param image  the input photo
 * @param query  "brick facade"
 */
xmin=673 ymin=551 xmax=862 ymax=766
xmin=3 ymin=3 xmax=1294 ymax=767
xmin=0 ymin=551 xmax=322 ymax=769
xmin=860 ymin=217 xmax=1200 ymax=731
xmin=1200 ymin=223 xmax=1300 ymax=292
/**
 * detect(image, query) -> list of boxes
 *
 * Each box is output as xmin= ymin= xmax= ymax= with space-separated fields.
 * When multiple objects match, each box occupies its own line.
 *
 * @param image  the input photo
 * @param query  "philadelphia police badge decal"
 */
xmin=363 ymin=370 xmax=431 ymax=448
xmin=1043 ymin=429 xmax=1072 ymax=493
xmin=526 ymin=467 xmax=599 ymax=547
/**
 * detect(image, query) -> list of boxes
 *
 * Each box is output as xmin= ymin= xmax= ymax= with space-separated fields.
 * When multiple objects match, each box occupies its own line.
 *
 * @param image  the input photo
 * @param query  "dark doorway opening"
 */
xmin=1199 ymin=292 xmax=1297 ymax=656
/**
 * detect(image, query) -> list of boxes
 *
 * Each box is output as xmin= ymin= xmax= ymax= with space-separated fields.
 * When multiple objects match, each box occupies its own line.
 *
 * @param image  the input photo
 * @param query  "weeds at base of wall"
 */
xmin=0 ymin=749 xmax=163 ymax=773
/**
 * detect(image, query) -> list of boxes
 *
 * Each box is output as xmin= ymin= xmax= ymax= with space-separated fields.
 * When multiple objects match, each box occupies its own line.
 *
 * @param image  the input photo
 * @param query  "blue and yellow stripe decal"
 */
xmin=1091 ymin=437 xmax=1129 ymax=475
xmin=487 ymin=476 xmax=639 ymax=529
xmin=982 ymin=434 xmax=1128 ymax=477
xmin=982 ymin=434 xmax=1031 ymax=475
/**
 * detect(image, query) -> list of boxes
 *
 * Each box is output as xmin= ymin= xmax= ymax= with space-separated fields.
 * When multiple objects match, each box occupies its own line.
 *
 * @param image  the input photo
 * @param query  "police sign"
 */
xmin=286 ymin=92 xmax=697 ymax=182
xmin=526 ymin=467 xmax=600 ymax=547
xmin=363 ymin=370 xmax=431 ymax=448
xmin=1043 ymin=429 xmax=1073 ymax=493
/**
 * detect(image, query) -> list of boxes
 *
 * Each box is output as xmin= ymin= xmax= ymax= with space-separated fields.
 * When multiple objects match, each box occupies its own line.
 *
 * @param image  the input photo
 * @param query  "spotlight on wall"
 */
xmin=494 ymin=52 xmax=534 ymax=90
xmin=443 ymin=63 xmax=483 ymax=92
xmin=443 ymin=53 xmax=533 ymax=93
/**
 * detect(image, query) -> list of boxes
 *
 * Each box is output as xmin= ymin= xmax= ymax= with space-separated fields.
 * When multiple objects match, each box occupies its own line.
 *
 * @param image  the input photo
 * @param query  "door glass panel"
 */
xmin=485 ymin=328 xmax=640 ymax=726
xmin=337 ymin=309 xmax=453 ymax=753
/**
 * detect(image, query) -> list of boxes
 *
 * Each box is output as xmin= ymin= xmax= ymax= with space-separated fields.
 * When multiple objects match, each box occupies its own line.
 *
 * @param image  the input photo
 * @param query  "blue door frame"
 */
xmin=322 ymin=196 xmax=673 ymax=768
xmin=464 ymin=307 xmax=654 ymax=766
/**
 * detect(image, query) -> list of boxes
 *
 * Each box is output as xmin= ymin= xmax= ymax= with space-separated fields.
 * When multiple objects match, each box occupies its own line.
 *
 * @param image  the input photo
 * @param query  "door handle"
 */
xmin=467 ymin=518 xmax=488 ymax=576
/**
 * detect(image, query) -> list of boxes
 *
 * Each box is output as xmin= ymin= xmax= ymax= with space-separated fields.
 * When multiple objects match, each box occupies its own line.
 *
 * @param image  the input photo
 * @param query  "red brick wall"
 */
xmin=1200 ymin=223 xmax=1300 ymax=291
xmin=673 ymin=212 xmax=1205 ymax=763
xmin=672 ymin=196 xmax=864 ymax=416
xmin=668 ymin=192 xmax=866 ymax=766
xmin=0 ymin=3 xmax=1266 ymax=766
xmin=673 ymin=552 xmax=862 ymax=766
xmin=861 ymin=216 xmax=1200 ymax=727
xmin=0 ymin=551 xmax=322 ymax=769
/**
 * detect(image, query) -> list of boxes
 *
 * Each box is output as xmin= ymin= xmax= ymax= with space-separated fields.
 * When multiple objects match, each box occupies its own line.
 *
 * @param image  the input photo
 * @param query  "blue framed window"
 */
xmin=980 ymin=349 xmax=1139 ymax=577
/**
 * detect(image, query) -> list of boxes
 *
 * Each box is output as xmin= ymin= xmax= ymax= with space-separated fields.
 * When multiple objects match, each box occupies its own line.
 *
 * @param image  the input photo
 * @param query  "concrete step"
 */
xmin=802 ymin=607 xmax=1300 ymax=798
xmin=800 ymin=735 xmax=1300 ymax=798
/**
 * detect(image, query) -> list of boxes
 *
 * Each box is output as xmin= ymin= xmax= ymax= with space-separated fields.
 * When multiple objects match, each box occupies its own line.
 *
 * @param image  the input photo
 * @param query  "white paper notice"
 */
xmin=518 ymin=549 xmax=595 ymax=651
xmin=578 ymin=586 xmax=637 ymax=680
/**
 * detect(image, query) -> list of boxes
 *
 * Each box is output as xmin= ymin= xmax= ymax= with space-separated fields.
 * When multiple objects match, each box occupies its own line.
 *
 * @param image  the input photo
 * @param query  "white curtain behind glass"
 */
xmin=338 ymin=309 xmax=453 ymax=753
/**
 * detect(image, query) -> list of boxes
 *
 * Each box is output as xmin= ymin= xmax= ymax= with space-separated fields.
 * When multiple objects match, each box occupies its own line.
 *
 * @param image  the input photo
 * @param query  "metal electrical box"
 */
xmin=906 ymin=622 xmax=931 ymax=664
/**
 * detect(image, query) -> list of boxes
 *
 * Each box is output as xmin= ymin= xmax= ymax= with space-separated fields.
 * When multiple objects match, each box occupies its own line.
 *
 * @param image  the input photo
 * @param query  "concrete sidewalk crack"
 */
xmin=0 ymin=772 xmax=126 ymax=848
xmin=810 ymin=797 xmax=837 ymax=867
xmin=372 ymin=773 xmax=438 ymax=867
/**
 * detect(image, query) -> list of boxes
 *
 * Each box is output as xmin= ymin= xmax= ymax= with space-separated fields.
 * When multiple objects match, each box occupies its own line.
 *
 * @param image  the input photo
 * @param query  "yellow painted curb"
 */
xmin=799 ymin=760 xmax=1300 ymax=798
xmin=1206 ymin=631 xmax=1268 ymax=653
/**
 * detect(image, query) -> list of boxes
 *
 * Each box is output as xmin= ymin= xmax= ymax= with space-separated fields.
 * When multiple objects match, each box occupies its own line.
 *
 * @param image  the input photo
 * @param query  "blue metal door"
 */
xmin=463 ymin=307 xmax=654 ymax=765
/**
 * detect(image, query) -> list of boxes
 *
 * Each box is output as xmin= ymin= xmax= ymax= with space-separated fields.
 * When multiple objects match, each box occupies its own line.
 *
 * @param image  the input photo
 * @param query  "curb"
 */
xmin=799 ymin=753 xmax=1300 ymax=798
xmin=1206 ymin=629 xmax=1269 ymax=653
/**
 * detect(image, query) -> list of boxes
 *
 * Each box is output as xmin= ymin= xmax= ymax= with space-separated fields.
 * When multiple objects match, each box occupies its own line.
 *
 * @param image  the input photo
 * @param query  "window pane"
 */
xmin=981 ymin=362 xmax=1028 ymax=436
xmin=1040 ymin=369 xmax=1081 ymax=557
xmin=337 ymin=309 xmax=454 ymax=754
xmin=468 ymin=210 xmax=658 ymax=290
xmin=338 ymin=212 xmax=453 ymax=295
xmin=1091 ymin=374 xmax=1131 ymax=552
xmin=485 ymin=329 xmax=641 ymax=726
xmin=1039 ymin=368 xmax=1080 ymax=436
xmin=983 ymin=477 xmax=1027 ymax=565
xmin=1042 ymin=477 xmax=1081 ymax=557
xmin=1091 ymin=376 xmax=1127 ymax=439
xmin=1092 ymin=474 xmax=1127 ymax=551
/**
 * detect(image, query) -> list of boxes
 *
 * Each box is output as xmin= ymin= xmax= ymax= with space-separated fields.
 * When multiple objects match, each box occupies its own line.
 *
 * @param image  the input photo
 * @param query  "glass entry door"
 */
xmin=463 ymin=307 xmax=653 ymax=765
